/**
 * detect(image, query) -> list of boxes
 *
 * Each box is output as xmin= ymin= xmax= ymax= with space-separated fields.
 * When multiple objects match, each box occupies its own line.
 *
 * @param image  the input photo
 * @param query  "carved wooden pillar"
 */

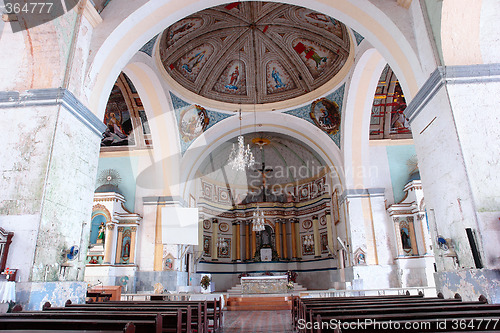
xmin=251 ymin=228 xmax=257 ymax=259
xmin=129 ymin=227 xmax=137 ymax=264
xmin=312 ymin=215 xmax=321 ymax=258
xmin=275 ymin=219 xmax=281 ymax=259
xmin=234 ymin=222 xmax=241 ymax=261
xmin=115 ymin=227 xmax=124 ymax=264
xmin=290 ymin=218 xmax=298 ymax=259
xmin=281 ymin=220 xmax=288 ymax=259
xmin=245 ymin=222 xmax=251 ymax=260
xmin=212 ymin=218 xmax=218 ymax=261
xmin=103 ymin=223 xmax=115 ymax=264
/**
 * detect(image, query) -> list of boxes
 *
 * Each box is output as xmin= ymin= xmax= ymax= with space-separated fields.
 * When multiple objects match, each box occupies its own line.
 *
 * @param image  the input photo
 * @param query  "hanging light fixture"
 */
xmin=228 ymin=37 xmax=254 ymax=171
xmin=252 ymin=206 xmax=265 ymax=232
xmin=228 ymin=114 xmax=255 ymax=171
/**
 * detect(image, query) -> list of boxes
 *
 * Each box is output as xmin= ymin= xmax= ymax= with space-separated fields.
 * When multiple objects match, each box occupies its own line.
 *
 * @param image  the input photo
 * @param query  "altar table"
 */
xmin=241 ymin=275 xmax=287 ymax=294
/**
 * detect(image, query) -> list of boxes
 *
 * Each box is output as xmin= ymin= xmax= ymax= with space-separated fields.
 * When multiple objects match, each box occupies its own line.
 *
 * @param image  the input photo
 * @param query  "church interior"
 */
xmin=0 ymin=0 xmax=499 ymax=331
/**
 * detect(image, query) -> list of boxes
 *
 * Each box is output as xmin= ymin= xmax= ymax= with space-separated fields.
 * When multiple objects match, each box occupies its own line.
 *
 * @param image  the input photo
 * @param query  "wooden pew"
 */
xmin=0 ymin=318 xmax=136 ymax=332
xmin=47 ymin=304 xmax=195 ymax=333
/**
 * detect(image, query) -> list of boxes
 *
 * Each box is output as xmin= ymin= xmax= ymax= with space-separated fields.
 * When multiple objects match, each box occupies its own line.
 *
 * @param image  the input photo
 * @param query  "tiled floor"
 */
xmin=220 ymin=310 xmax=295 ymax=332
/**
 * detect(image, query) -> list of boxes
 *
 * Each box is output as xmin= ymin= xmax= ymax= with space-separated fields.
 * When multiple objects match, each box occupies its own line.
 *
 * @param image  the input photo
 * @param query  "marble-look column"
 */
xmin=245 ymin=223 xmax=251 ymax=261
xmin=115 ymin=227 xmax=124 ymax=264
xmin=281 ymin=220 xmax=288 ymax=259
xmin=129 ymin=226 xmax=137 ymax=264
xmin=235 ymin=222 xmax=241 ymax=261
xmin=154 ymin=202 xmax=164 ymax=271
xmin=275 ymin=219 xmax=281 ymax=259
xmin=103 ymin=223 xmax=115 ymax=264
xmin=212 ymin=218 xmax=219 ymax=261
xmin=312 ymin=215 xmax=321 ymax=258
xmin=290 ymin=218 xmax=298 ymax=259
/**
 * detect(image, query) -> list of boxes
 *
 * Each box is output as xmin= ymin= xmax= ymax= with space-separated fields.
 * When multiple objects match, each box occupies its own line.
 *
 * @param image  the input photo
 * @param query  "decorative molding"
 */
xmin=83 ymin=0 xmax=102 ymax=27
xmin=106 ymin=224 xmax=115 ymax=230
xmin=340 ymin=188 xmax=385 ymax=203
xmin=396 ymin=0 xmax=412 ymax=9
xmin=142 ymin=196 xmax=186 ymax=206
xmin=0 ymin=88 xmax=106 ymax=136
xmin=405 ymin=64 xmax=500 ymax=123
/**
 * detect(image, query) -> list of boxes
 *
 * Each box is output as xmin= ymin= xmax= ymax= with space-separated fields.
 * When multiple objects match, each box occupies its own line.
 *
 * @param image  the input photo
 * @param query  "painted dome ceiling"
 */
xmin=198 ymin=132 xmax=326 ymax=188
xmin=159 ymin=2 xmax=351 ymax=105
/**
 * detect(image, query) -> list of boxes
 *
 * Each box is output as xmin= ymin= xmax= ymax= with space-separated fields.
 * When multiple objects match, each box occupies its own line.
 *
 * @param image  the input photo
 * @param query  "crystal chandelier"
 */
xmin=252 ymin=207 xmax=265 ymax=232
xmin=228 ymin=134 xmax=255 ymax=171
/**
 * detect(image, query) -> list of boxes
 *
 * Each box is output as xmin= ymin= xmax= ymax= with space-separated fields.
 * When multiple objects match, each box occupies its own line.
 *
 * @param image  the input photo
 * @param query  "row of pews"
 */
xmin=292 ymin=292 xmax=500 ymax=332
xmin=0 ymin=297 xmax=223 ymax=332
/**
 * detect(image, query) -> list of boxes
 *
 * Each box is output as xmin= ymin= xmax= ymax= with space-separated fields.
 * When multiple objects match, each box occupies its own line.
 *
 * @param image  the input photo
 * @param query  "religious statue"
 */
xmin=97 ymin=222 xmax=105 ymax=244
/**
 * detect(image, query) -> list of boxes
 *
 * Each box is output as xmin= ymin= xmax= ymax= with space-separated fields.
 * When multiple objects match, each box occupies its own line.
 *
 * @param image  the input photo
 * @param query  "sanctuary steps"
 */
xmin=226 ymin=295 xmax=293 ymax=311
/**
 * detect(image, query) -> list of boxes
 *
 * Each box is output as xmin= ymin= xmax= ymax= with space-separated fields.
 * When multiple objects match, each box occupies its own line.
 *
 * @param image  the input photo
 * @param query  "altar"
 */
xmin=241 ymin=275 xmax=288 ymax=294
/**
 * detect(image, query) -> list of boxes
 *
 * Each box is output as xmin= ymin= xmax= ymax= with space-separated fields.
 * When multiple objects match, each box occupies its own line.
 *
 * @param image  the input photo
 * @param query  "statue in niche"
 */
xmin=97 ymin=222 xmax=105 ymax=244
xmin=401 ymin=227 xmax=411 ymax=249
xmin=261 ymin=229 xmax=270 ymax=246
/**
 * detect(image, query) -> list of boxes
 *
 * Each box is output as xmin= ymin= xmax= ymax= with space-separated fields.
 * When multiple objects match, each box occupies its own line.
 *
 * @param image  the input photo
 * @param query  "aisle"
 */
xmin=220 ymin=310 xmax=295 ymax=332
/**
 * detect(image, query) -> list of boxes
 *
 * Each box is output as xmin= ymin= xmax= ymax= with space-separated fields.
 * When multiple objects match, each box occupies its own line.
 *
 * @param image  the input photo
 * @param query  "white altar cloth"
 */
xmin=0 ymin=281 xmax=15 ymax=303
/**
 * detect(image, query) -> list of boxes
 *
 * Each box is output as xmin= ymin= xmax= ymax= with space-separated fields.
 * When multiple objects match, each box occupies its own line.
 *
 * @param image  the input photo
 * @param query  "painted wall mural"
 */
xmin=302 ymin=235 xmax=314 ymax=256
xmin=164 ymin=17 xmax=203 ymax=48
xmin=298 ymin=8 xmax=344 ymax=38
xmin=102 ymin=85 xmax=133 ymax=147
xmin=203 ymin=235 xmax=211 ymax=256
xmin=293 ymin=39 xmax=335 ymax=78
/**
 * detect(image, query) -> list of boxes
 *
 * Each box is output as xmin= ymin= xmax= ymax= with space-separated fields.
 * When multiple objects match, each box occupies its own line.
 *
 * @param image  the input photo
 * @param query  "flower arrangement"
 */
xmin=287 ymin=270 xmax=298 ymax=283
xmin=200 ymin=275 xmax=211 ymax=290
xmin=1 ymin=268 xmax=16 ymax=281
xmin=287 ymin=281 xmax=294 ymax=290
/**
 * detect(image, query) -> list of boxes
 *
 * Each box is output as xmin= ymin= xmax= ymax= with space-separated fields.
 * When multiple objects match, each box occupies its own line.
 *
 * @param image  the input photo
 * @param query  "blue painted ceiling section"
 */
xmin=139 ymin=35 xmax=158 ymax=57
xmin=284 ymin=83 xmax=344 ymax=148
xmin=352 ymin=29 xmax=365 ymax=45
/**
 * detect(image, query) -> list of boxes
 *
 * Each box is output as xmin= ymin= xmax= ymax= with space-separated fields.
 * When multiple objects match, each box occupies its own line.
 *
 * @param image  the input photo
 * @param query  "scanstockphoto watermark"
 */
xmin=1 ymin=0 xmax=78 ymax=32
xmin=296 ymin=318 xmax=500 ymax=331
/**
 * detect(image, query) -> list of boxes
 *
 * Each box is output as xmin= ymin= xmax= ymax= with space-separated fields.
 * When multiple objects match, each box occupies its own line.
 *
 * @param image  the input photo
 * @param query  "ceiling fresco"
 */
xmin=159 ymin=1 xmax=351 ymax=105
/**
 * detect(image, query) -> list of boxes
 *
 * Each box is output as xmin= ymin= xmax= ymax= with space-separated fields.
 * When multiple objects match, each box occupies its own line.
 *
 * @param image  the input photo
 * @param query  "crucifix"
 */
xmin=255 ymin=161 xmax=273 ymax=202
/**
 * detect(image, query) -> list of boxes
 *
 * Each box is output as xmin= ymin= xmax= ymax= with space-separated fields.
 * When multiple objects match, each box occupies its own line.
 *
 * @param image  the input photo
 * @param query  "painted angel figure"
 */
xmin=272 ymin=67 xmax=286 ymax=88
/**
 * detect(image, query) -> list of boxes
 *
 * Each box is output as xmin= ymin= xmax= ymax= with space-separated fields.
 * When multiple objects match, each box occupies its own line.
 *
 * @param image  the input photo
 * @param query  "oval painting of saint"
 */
xmin=309 ymin=98 xmax=341 ymax=135
xmin=179 ymin=105 xmax=209 ymax=142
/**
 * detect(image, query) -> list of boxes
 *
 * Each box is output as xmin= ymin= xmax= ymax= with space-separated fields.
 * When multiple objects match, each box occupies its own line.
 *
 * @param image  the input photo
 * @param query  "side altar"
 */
xmin=241 ymin=275 xmax=287 ymax=294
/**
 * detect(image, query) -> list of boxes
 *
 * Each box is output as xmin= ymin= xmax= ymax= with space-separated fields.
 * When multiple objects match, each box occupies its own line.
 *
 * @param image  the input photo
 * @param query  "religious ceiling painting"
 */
xmin=139 ymin=34 xmax=158 ymax=57
xmin=302 ymin=234 xmax=314 ymax=255
xmin=284 ymin=83 xmax=344 ymax=148
xmin=310 ymin=98 xmax=341 ymax=135
xmin=164 ymin=17 xmax=203 ymax=48
xmin=178 ymin=104 xmax=209 ymax=142
xmin=266 ymin=61 xmax=294 ymax=95
xmin=102 ymin=85 xmax=133 ymax=147
xmin=293 ymin=39 xmax=334 ymax=78
xmin=170 ymin=93 xmax=233 ymax=155
xmin=298 ymin=8 xmax=343 ymax=39
xmin=159 ymin=2 xmax=350 ymax=104
xmin=370 ymin=65 xmax=411 ymax=140
xmin=176 ymin=44 xmax=214 ymax=82
xmin=213 ymin=60 xmax=247 ymax=96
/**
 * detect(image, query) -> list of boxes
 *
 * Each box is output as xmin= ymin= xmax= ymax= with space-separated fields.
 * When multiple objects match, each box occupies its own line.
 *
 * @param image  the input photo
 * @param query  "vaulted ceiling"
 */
xmin=159 ymin=1 xmax=351 ymax=105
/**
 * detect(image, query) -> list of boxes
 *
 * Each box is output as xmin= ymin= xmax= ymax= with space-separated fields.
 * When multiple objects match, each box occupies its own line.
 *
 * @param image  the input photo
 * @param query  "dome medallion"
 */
xmin=159 ymin=2 xmax=351 ymax=105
